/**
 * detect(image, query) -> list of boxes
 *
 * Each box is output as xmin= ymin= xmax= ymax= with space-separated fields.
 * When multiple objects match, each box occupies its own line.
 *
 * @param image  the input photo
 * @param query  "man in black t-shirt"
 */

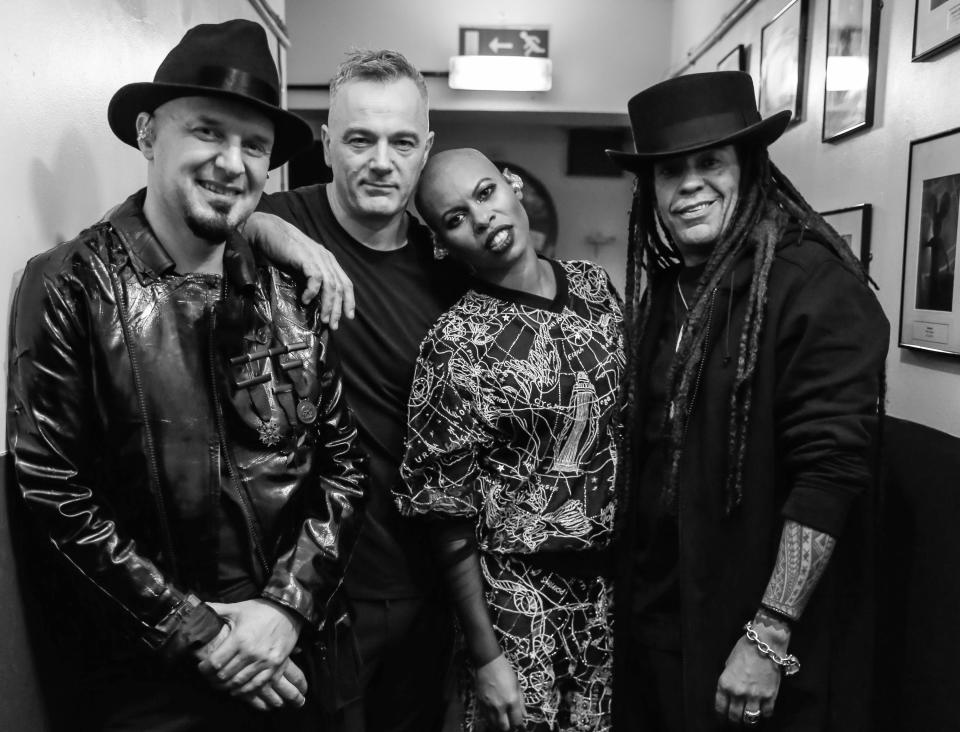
xmin=247 ymin=49 xmax=463 ymax=732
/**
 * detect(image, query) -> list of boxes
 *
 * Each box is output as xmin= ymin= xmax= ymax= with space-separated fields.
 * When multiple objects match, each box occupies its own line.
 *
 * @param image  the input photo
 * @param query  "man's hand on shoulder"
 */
xmin=244 ymin=211 xmax=356 ymax=329
xmin=196 ymin=598 xmax=304 ymax=702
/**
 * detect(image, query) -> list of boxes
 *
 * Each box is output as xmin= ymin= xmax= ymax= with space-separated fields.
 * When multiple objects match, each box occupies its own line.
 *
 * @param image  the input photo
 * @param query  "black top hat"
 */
xmin=606 ymin=71 xmax=791 ymax=173
xmin=108 ymin=19 xmax=312 ymax=169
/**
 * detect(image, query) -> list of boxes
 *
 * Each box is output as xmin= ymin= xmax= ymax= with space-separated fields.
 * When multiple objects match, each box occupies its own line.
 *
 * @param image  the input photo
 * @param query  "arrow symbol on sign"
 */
xmin=488 ymin=37 xmax=514 ymax=53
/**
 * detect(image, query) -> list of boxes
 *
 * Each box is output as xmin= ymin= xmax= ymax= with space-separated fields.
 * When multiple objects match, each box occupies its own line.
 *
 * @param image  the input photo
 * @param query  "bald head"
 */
xmin=415 ymin=148 xmax=498 ymax=228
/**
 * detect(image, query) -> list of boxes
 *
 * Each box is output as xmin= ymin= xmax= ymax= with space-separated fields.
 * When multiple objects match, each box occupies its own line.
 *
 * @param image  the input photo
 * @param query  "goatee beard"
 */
xmin=185 ymin=210 xmax=235 ymax=243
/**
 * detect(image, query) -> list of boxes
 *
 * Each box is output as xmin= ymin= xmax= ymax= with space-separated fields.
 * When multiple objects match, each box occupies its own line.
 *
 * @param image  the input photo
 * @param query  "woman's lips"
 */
xmin=486 ymin=225 xmax=514 ymax=252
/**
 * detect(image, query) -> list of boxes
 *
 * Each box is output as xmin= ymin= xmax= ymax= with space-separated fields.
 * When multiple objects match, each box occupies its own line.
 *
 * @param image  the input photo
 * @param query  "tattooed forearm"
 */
xmin=761 ymin=520 xmax=837 ymax=621
xmin=754 ymin=606 xmax=790 ymax=634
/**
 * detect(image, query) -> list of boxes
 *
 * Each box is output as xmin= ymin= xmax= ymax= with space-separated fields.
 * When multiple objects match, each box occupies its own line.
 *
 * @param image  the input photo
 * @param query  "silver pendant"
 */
xmin=258 ymin=418 xmax=282 ymax=446
xmin=296 ymin=399 xmax=318 ymax=425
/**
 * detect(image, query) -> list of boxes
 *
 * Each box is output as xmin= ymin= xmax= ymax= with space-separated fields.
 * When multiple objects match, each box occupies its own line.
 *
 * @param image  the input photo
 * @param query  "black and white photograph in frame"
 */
xmin=717 ymin=44 xmax=747 ymax=72
xmin=759 ymin=0 xmax=808 ymax=123
xmin=823 ymin=0 xmax=881 ymax=141
xmin=900 ymin=127 xmax=960 ymax=355
xmin=821 ymin=203 xmax=873 ymax=271
xmin=913 ymin=0 xmax=960 ymax=60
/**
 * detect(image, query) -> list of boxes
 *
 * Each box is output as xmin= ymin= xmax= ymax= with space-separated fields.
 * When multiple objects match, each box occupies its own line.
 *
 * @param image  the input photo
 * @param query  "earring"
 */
xmin=431 ymin=233 xmax=448 ymax=260
xmin=502 ymin=168 xmax=524 ymax=200
xmin=136 ymin=127 xmax=148 ymax=144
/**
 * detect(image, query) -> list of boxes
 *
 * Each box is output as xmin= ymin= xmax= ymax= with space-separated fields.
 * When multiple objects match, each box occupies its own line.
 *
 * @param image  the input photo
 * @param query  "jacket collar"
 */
xmin=107 ymin=188 xmax=258 ymax=292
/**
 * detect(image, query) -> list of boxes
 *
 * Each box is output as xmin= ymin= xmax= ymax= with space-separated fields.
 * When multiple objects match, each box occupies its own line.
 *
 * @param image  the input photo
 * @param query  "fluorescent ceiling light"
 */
xmin=448 ymin=55 xmax=552 ymax=92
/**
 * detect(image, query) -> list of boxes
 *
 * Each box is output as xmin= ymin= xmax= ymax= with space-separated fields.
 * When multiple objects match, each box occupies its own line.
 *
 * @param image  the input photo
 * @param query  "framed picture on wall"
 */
xmin=899 ymin=127 xmax=960 ymax=356
xmin=759 ymin=0 xmax=808 ymax=123
xmin=821 ymin=204 xmax=873 ymax=271
xmin=913 ymin=0 xmax=960 ymax=60
xmin=717 ymin=44 xmax=747 ymax=72
xmin=822 ymin=0 xmax=881 ymax=142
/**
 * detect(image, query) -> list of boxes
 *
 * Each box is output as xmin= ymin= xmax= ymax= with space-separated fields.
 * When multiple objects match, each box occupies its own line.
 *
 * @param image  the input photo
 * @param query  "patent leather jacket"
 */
xmin=7 ymin=190 xmax=366 ymax=661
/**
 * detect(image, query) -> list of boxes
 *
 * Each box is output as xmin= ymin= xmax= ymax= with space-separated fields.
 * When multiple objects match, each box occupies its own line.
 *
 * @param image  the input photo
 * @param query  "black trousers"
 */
xmin=623 ymin=637 xmax=686 ymax=732
xmin=332 ymin=595 xmax=455 ymax=732
xmin=75 ymin=653 xmax=323 ymax=732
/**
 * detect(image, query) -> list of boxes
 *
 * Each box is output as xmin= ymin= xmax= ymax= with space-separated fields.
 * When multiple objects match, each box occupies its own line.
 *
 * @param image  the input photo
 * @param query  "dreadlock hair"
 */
xmin=619 ymin=145 xmax=879 ymax=516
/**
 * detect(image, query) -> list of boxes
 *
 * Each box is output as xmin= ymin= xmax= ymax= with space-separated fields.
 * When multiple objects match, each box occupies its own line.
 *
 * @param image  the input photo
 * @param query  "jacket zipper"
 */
xmin=207 ymin=288 xmax=271 ymax=578
xmin=109 ymin=266 xmax=181 ymax=583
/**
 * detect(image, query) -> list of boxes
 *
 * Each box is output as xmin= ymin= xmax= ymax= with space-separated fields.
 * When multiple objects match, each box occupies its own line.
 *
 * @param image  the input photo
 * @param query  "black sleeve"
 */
xmin=262 ymin=329 xmax=367 ymax=628
xmin=431 ymin=519 xmax=502 ymax=667
xmin=776 ymin=255 xmax=889 ymax=537
xmin=8 ymin=246 xmax=223 ymax=660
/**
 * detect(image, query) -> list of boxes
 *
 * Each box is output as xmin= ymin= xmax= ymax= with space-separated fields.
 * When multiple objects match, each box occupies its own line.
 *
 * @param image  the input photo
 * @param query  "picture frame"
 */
xmin=821 ymin=204 xmax=873 ymax=271
xmin=912 ymin=0 xmax=960 ymax=61
xmin=899 ymin=127 xmax=960 ymax=356
xmin=759 ymin=0 xmax=808 ymax=123
xmin=822 ymin=0 xmax=881 ymax=142
xmin=717 ymin=44 xmax=747 ymax=72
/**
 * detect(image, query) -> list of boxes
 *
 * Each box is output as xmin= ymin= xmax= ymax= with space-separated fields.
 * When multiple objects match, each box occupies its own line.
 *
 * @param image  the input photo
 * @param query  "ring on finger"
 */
xmin=744 ymin=708 xmax=762 ymax=726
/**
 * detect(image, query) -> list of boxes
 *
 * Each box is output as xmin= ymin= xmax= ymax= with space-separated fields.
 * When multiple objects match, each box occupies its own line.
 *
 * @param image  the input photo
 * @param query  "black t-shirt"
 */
xmin=258 ymin=185 xmax=466 ymax=598
xmin=631 ymin=263 xmax=704 ymax=651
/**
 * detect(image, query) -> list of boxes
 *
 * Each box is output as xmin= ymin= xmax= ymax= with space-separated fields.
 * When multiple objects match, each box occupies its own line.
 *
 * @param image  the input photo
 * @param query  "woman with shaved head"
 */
xmin=394 ymin=149 xmax=624 ymax=731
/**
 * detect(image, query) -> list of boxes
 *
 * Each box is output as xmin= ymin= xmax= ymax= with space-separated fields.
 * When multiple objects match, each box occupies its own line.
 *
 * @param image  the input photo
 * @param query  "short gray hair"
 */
xmin=329 ymin=49 xmax=428 ymax=104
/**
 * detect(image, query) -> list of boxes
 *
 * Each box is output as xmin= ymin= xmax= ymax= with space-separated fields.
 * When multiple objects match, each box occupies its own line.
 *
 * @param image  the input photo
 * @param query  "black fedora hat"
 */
xmin=108 ymin=19 xmax=312 ymax=169
xmin=606 ymin=71 xmax=791 ymax=173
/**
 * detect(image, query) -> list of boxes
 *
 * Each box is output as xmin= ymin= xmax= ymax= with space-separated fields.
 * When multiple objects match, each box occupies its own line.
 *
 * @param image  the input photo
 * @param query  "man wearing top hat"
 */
xmin=607 ymin=72 xmax=888 ymax=730
xmin=7 ymin=19 xmax=365 ymax=730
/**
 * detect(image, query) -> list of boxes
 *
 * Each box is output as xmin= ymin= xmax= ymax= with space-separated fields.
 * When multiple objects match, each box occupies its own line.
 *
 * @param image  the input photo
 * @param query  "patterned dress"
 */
xmin=397 ymin=259 xmax=624 ymax=731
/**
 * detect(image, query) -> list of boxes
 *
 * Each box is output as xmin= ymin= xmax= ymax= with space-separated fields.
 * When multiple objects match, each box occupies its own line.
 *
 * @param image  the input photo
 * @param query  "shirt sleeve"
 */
xmin=397 ymin=320 xmax=493 ymax=520
xmin=775 ymin=255 xmax=889 ymax=537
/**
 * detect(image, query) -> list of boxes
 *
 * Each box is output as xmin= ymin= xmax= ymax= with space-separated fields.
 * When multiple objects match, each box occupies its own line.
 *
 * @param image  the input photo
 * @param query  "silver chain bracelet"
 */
xmin=743 ymin=621 xmax=801 ymax=676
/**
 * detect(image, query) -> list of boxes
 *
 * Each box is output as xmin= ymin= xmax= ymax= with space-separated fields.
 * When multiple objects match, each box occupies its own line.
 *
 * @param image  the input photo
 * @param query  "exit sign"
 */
xmin=459 ymin=27 xmax=550 ymax=57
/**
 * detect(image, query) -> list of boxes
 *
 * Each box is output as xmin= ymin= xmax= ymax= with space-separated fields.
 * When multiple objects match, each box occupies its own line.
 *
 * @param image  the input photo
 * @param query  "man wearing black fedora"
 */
xmin=8 ymin=19 xmax=365 ymax=730
xmin=608 ymin=72 xmax=888 ymax=730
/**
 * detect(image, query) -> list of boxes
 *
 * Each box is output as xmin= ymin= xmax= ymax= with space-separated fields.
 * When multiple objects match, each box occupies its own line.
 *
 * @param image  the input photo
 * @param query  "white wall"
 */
xmin=1 ymin=2 xmax=286 ymax=728
xmin=670 ymin=0 xmax=745 ymax=70
xmin=668 ymin=0 xmax=960 ymax=437
xmin=286 ymin=0 xmax=673 ymax=113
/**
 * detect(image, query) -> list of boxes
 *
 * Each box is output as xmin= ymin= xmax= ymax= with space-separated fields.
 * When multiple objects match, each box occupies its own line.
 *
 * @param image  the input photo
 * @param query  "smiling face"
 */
xmin=417 ymin=149 xmax=531 ymax=274
xmin=653 ymin=145 xmax=741 ymax=265
xmin=322 ymin=78 xmax=434 ymax=226
xmin=143 ymin=95 xmax=273 ymax=243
